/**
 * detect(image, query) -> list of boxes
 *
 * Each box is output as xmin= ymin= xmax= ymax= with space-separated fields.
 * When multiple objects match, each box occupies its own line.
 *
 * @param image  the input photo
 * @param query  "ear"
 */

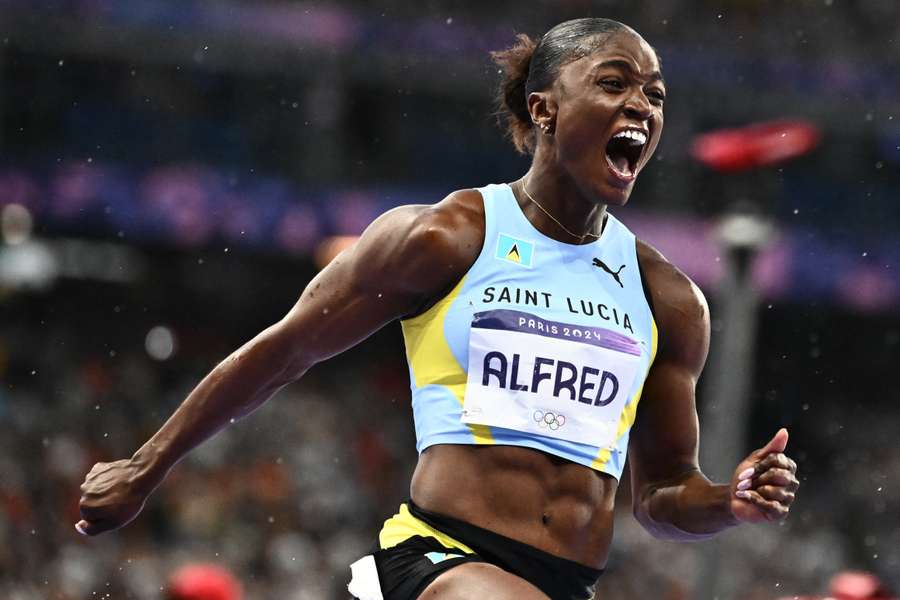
xmin=527 ymin=91 xmax=558 ymax=134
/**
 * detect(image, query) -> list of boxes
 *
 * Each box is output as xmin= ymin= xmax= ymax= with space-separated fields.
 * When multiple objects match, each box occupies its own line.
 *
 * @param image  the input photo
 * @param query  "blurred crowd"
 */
xmin=0 ymin=293 xmax=416 ymax=599
xmin=2 ymin=274 xmax=899 ymax=599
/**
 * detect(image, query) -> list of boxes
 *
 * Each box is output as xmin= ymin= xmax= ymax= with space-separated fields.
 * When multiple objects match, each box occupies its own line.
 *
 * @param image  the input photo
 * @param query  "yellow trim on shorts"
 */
xmin=378 ymin=503 xmax=476 ymax=554
xmin=400 ymin=276 xmax=494 ymax=444
xmin=591 ymin=316 xmax=659 ymax=471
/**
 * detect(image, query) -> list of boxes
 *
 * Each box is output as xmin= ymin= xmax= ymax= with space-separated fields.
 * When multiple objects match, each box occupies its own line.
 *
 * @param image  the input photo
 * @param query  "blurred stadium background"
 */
xmin=1 ymin=1 xmax=898 ymax=598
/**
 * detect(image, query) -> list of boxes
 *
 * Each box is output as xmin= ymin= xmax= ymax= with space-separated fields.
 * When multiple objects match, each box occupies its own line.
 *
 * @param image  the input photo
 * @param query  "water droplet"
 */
xmin=229 ymin=418 xmax=236 ymax=424
xmin=446 ymin=17 xmax=453 ymax=24
xmin=30 ymin=370 xmax=36 ymax=375
xmin=793 ymin=209 xmax=799 ymax=215
xmin=863 ymin=251 xmax=868 ymax=257
xmin=58 ymin=60 xmax=64 ymax=66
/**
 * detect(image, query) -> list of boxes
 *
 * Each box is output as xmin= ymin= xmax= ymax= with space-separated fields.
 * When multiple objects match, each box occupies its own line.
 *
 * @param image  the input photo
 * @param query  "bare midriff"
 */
xmin=409 ymin=444 xmax=618 ymax=569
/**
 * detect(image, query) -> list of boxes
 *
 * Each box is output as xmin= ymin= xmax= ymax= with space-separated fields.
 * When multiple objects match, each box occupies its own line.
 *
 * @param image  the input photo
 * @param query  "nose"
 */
xmin=623 ymin=92 xmax=652 ymax=121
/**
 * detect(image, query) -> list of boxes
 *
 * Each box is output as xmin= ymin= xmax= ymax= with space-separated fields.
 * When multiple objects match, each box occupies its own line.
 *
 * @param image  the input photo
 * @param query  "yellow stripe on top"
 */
xmin=400 ymin=276 xmax=493 ymax=444
xmin=378 ymin=503 xmax=475 ymax=553
xmin=591 ymin=317 xmax=659 ymax=471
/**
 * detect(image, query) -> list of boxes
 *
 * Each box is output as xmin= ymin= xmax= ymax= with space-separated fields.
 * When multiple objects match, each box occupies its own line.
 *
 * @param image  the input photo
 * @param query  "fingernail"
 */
xmin=75 ymin=523 xmax=87 ymax=536
xmin=735 ymin=490 xmax=751 ymax=500
xmin=737 ymin=478 xmax=752 ymax=491
xmin=738 ymin=467 xmax=754 ymax=480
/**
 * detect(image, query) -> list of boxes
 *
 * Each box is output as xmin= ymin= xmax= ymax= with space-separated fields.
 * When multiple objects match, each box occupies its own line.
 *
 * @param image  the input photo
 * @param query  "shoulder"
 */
xmin=350 ymin=188 xmax=486 ymax=310
xmin=404 ymin=188 xmax=486 ymax=261
xmin=636 ymin=239 xmax=710 ymax=374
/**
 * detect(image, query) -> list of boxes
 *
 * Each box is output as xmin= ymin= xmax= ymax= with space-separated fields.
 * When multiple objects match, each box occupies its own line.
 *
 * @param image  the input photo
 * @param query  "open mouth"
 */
xmin=604 ymin=129 xmax=647 ymax=181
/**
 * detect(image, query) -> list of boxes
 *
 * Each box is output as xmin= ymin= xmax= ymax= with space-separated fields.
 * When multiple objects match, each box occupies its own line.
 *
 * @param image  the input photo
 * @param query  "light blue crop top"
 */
xmin=400 ymin=183 xmax=657 ymax=480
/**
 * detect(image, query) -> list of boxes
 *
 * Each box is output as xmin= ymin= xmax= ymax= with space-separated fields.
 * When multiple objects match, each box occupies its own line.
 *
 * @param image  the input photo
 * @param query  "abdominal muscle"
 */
xmin=409 ymin=443 xmax=618 ymax=569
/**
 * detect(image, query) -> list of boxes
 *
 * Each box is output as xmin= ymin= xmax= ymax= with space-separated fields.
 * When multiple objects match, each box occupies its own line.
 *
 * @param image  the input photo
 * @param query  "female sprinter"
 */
xmin=76 ymin=18 xmax=800 ymax=600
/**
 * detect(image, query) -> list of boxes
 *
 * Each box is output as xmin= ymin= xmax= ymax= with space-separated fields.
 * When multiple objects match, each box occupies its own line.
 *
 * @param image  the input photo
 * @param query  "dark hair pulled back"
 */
xmin=492 ymin=18 xmax=629 ymax=154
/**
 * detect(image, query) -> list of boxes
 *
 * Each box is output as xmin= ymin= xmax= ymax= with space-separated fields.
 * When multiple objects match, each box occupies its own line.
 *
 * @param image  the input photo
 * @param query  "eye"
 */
xmin=647 ymin=90 xmax=666 ymax=105
xmin=599 ymin=78 xmax=624 ymax=91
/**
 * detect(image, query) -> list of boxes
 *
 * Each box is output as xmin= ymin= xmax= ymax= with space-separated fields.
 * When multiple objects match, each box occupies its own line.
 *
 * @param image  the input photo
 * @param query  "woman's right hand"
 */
xmin=76 ymin=458 xmax=154 ymax=536
xmin=73 ymin=191 xmax=484 ymax=537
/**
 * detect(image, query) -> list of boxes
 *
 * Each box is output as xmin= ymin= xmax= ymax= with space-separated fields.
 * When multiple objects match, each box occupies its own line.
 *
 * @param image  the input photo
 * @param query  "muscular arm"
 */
xmin=77 ymin=190 xmax=486 ymax=535
xmin=628 ymin=241 xmax=798 ymax=541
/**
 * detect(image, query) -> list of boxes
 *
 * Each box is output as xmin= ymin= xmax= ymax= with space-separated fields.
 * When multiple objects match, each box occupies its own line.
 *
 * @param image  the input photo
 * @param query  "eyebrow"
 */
xmin=591 ymin=59 xmax=665 ymax=85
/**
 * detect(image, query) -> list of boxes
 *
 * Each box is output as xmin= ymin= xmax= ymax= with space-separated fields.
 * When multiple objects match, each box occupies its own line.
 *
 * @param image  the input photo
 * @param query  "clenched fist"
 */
xmin=76 ymin=458 xmax=157 ymax=536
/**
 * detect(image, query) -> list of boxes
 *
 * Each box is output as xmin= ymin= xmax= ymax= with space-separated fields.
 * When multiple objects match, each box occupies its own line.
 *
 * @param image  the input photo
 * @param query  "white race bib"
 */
xmin=461 ymin=309 xmax=642 ymax=448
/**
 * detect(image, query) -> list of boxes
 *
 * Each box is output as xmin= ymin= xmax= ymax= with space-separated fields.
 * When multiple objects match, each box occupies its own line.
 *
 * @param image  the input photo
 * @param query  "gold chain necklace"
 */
xmin=521 ymin=178 xmax=601 ymax=242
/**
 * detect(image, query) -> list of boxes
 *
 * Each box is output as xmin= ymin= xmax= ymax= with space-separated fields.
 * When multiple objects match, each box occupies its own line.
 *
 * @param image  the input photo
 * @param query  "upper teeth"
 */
xmin=613 ymin=130 xmax=647 ymax=145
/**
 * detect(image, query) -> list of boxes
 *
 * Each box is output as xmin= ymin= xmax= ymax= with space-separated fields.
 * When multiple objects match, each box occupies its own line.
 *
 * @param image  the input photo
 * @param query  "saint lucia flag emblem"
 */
xmin=495 ymin=233 xmax=534 ymax=267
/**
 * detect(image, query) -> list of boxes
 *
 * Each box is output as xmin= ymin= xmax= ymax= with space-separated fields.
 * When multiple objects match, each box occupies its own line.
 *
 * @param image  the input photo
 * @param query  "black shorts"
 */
xmin=347 ymin=501 xmax=602 ymax=600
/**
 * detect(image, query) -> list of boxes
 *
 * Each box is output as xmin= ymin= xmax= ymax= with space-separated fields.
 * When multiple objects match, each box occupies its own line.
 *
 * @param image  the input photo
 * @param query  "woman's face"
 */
xmin=546 ymin=30 xmax=665 ymax=206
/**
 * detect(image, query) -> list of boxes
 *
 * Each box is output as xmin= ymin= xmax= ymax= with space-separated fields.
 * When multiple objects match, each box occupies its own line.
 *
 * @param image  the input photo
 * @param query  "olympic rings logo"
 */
xmin=533 ymin=410 xmax=566 ymax=431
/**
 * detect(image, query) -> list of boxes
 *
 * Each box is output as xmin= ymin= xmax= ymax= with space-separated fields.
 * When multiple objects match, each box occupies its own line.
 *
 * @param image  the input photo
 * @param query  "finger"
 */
xmin=754 ymin=453 xmax=796 ymax=475
xmin=736 ymin=489 xmax=789 ymax=520
xmin=753 ymin=428 xmax=789 ymax=459
xmin=753 ymin=468 xmax=799 ymax=490
xmin=755 ymin=485 xmax=795 ymax=505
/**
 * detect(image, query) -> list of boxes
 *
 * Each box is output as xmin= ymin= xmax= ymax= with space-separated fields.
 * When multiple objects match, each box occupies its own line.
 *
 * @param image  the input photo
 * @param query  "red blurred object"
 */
xmin=830 ymin=570 xmax=891 ymax=599
xmin=690 ymin=119 xmax=821 ymax=172
xmin=166 ymin=563 xmax=242 ymax=600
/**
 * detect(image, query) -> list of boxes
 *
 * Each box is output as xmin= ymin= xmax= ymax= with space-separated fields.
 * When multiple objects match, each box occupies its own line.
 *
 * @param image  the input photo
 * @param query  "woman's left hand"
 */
xmin=729 ymin=428 xmax=800 ymax=523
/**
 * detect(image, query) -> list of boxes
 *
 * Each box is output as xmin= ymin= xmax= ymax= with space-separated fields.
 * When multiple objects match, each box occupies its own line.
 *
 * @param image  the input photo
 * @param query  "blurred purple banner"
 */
xmin=1 ymin=161 xmax=897 ymax=312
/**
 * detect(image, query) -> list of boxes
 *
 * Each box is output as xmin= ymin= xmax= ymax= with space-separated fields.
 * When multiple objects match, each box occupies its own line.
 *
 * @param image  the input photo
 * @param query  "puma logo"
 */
xmin=592 ymin=258 xmax=625 ymax=288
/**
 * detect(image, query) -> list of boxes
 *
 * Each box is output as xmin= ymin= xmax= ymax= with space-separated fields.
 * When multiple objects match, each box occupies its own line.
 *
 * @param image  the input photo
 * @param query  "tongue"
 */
xmin=611 ymin=154 xmax=631 ymax=175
